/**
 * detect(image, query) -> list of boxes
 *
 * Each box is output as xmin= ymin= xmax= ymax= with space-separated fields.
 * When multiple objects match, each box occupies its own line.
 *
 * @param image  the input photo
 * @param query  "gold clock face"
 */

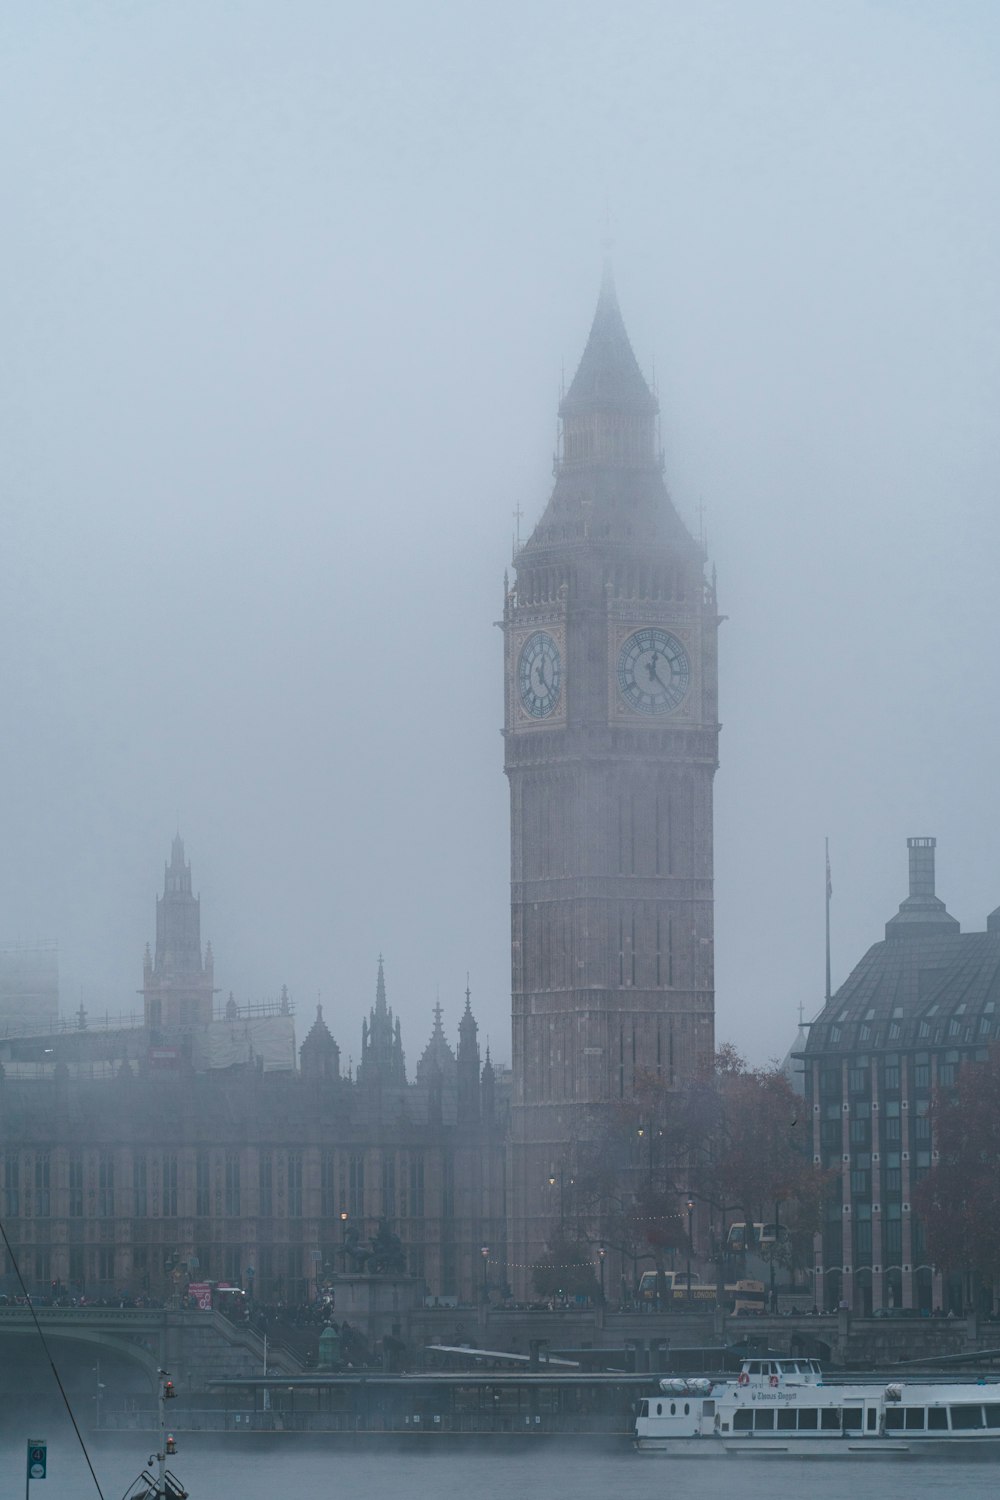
xmin=616 ymin=628 xmax=690 ymax=714
xmin=518 ymin=632 xmax=562 ymax=718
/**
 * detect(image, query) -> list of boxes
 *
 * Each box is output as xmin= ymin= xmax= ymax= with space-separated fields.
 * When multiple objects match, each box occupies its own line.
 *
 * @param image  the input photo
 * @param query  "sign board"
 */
xmin=27 ymin=1441 xmax=47 ymax=1479
xmin=188 ymin=1281 xmax=212 ymax=1310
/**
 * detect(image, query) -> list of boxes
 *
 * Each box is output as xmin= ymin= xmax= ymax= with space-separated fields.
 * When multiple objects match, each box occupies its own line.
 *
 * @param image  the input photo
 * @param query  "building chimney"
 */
xmin=885 ymin=836 xmax=959 ymax=941
xmin=907 ymin=837 xmax=937 ymax=898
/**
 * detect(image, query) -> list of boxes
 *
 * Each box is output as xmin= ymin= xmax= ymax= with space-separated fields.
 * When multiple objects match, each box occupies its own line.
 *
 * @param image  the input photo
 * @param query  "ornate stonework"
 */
xmin=503 ymin=269 xmax=719 ymax=1290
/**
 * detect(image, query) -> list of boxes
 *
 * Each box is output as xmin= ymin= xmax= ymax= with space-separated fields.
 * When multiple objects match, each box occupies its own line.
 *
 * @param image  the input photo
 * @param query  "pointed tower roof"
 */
xmin=520 ymin=264 xmax=699 ymax=556
xmin=301 ymin=1002 xmax=340 ymax=1081
xmin=416 ymin=1000 xmax=456 ymax=1083
xmin=560 ymin=261 xmax=658 ymax=418
xmin=357 ymin=956 xmax=406 ymax=1087
xmin=458 ymin=980 xmax=479 ymax=1060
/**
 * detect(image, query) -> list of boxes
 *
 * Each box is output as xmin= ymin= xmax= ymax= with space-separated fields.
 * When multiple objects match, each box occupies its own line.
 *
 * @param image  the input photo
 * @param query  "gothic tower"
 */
xmin=142 ymin=835 xmax=216 ymax=1028
xmin=503 ymin=268 xmax=720 ymax=1287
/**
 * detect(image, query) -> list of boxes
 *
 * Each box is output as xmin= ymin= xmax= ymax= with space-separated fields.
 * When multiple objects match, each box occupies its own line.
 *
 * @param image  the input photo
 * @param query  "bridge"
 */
xmin=0 ymin=1306 xmax=302 ymax=1396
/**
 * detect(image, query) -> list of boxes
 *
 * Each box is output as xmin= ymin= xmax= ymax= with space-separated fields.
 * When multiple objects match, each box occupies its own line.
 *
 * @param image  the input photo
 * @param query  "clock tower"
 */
xmin=503 ymin=268 xmax=720 ymax=1289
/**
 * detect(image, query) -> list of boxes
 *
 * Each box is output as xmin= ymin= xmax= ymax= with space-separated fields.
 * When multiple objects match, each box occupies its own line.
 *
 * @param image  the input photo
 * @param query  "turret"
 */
xmin=457 ymin=982 xmax=481 ymax=1125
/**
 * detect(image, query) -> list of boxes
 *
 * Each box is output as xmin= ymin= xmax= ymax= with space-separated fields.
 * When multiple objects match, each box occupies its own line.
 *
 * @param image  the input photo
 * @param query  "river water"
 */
xmin=4 ymin=1435 xmax=1000 ymax=1500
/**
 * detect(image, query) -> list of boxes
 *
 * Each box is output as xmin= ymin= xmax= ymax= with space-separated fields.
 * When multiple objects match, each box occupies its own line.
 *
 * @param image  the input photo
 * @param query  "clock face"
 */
xmin=617 ymin=628 xmax=691 ymax=714
xmin=518 ymin=632 xmax=562 ymax=718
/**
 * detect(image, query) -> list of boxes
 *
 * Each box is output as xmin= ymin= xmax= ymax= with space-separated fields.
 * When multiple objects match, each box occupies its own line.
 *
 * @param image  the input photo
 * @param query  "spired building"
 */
xmin=503 ymin=269 xmax=720 ymax=1287
xmin=0 ymin=843 xmax=507 ymax=1306
xmin=143 ymin=835 xmax=216 ymax=1029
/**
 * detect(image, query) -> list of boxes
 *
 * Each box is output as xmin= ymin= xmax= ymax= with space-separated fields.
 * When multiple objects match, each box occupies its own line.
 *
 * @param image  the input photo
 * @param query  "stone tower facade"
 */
xmin=503 ymin=269 xmax=719 ymax=1288
xmin=142 ymin=835 xmax=215 ymax=1028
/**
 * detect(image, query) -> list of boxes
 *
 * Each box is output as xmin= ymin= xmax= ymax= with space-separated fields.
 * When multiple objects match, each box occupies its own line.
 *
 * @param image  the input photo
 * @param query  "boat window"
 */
xmin=754 ymin=1410 xmax=775 ymax=1431
xmin=654 ymin=1403 xmax=661 ymax=1416
xmin=904 ymin=1409 xmax=925 ymax=1429
xmin=798 ymin=1409 xmax=818 ymax=1430
xmin=669 ymin=1404 xmax=676 ymax=1416
xmin=867 ymin=1408 xmax=877 ymax=1431
xmin=843 ymin=1408 xmax=862 ymax=1430
xmin=733 ymin=1410 xmax=752 ymax=1431
xmin=820 ymin=1408 xmax=841 ymax=1430
xmin=777 ymin=1410 xmax=796 ymax=1431
xmin=885 ymin=1408 xmax=903 ymax=1430
xmin=684 ymin=1403 xmax=690 ymax=1416
xmin=984 ymin=1405 xmax=1000 ymax=1429
xmin=748 ymin=1362 xmax=761 ymax=1375
xmin=928 ymin=1409 xmax=948 ymax=1431
xmin=703 ymin=1401 xmax=715 ymax=1416
xmin=951 ymin=1405 xmax=984 ymax=1430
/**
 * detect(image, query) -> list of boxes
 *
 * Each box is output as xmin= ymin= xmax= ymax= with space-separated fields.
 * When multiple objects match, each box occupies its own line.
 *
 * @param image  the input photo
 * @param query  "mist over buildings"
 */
xmin=1 ymin=1 xmax=998 ymax=1065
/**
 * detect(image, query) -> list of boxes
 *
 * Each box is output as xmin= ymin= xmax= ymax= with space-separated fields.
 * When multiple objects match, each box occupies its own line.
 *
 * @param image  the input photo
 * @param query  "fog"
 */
xmin=2 ymin=2 xmax=998 ymax=1066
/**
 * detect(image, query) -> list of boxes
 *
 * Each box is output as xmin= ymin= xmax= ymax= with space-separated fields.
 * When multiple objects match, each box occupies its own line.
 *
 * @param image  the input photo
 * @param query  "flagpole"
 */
xmin=825 ymin=837 xmax=832 ymax=1004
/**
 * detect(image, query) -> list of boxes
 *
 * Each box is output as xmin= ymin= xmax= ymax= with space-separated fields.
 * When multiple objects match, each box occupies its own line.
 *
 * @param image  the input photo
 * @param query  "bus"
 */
xmin=726 ymin=1222 xmax=786 ymax=1252
xmin=637 ymin=1271 xmax=765 ymax=1314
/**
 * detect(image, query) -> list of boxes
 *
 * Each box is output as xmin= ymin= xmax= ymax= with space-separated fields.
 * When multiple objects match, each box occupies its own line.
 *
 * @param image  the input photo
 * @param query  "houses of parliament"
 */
xmin=0 ymin=272 xmax=720 ymax=1307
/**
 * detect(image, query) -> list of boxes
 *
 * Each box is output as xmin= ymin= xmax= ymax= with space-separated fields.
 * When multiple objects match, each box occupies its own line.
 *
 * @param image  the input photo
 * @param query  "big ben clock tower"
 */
xmin=503 ymin=267 xmax=720 ymax=1289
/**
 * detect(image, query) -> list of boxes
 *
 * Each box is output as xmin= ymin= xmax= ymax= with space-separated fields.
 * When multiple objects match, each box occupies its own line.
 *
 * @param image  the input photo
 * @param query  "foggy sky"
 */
xmin=2 ymin=1 xmax=998 ymax=1068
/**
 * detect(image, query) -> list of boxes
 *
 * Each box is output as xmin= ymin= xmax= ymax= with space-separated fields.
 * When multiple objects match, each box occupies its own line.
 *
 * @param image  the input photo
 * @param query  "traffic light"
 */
xmin=165 ymin=1434 xmax=177 ymax=1455
xmin=163 ymin=1379 xmax=176 ymax=1400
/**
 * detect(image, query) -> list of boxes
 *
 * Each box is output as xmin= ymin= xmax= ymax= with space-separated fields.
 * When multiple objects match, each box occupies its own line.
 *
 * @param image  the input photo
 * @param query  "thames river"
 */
xmin=6 ymin=1436 xmax=1000 ymax=1500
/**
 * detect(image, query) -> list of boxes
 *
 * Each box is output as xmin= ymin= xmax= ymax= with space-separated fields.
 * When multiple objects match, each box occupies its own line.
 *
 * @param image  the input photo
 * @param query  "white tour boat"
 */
xmin=635 ymin=1354 xmax=1000 ymax=1457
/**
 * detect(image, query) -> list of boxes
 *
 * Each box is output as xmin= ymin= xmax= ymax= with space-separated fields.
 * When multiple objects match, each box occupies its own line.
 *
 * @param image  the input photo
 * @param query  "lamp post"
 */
xmin=480 ymin=1244 xmax=489 ymax=1304
xmin=686 ymin=1199 xmax=695 ymax=1301
xmin=597 ymin=1246 xmax=606 ymax=1305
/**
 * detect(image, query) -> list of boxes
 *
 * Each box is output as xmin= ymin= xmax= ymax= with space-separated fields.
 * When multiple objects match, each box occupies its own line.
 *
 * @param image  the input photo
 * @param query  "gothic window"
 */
xmin=258 ymin=1153 xmax=273 ymax=1217
xmin=631 ymin=913 xmax=637 ymax=987
xmin=320 ymin=1152 xmax=336 ymax=1218
xmin=98 ymin=1152 xmax=115 ymax=1218
xmin=408 ymin=1155 xmax=424 ymax=1217
xmin=4 ymin=1153 xmax=20 ymax=1217
xmin=224 ymin=1154 xmax=241 ymax=1217
xmin=70 ymin=1155 xmax=84 ymax=1218
xmin=196 ymin=1152 xmax=210 ymax=1217
xmin=349 ymin=1155 xmax=365 ymax=1218
xmin=161 ymin=1155 xmax=178 ymax=1218
xmin=382 ymin=1155 xmax=396 ymax=1219
xmin=133 ymin=1155 xmax=147 ymax=1218
xmin=287 ymin=1152 xmax=303 ymax=1218
xmin=34 ymin=1154 xmax=50 ymax=1218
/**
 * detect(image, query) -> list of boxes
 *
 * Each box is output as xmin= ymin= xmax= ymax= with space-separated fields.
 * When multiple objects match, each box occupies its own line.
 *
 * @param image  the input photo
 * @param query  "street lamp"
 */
xmin=597 ymin=1246 xmax=606 ymax=1304
xmin=686 ymin=1199 xmax=695 ymax=1301
xmin=480 ymin=1244 xmax=489 ymax=1304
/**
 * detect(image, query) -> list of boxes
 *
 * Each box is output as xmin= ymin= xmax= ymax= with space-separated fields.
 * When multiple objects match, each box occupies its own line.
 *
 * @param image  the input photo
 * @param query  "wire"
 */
xmin=0 ymin=1213 xmax=106 ymax=1499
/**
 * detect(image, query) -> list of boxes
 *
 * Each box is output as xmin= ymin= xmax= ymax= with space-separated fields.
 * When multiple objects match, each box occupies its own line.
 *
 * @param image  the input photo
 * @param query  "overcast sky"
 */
xmin=2 ymin=1 xmax=998 ymax=1069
